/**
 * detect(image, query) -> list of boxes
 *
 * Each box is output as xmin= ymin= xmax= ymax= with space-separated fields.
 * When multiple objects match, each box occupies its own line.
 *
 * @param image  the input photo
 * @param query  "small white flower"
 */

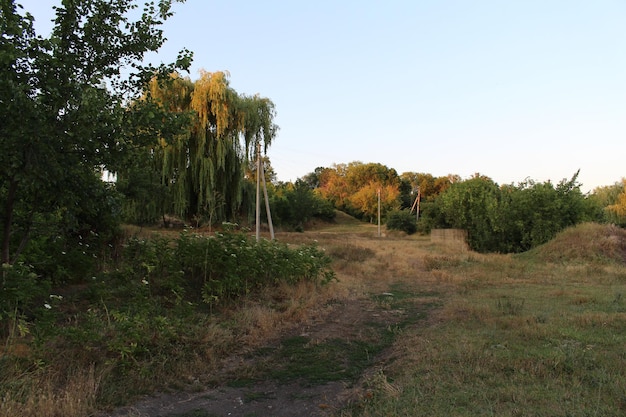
xmin=44 ymin=303 xmax=51 ymax=309
xmin=142 ymin=279 xmax=149 ymax=285
xmin=61 ymin=251 xmax=66 ymax=255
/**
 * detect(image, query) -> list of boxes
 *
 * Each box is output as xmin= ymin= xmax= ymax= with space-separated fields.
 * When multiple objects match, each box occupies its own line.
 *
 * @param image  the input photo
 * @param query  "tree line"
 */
xmin=298 ymin=163 xmax=626 ymax=253
xmin=2 ymin=0 xmax=626 ymax=285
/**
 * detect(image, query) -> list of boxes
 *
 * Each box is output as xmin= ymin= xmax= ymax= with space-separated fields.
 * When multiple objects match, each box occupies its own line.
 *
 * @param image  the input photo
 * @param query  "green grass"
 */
xmin=234 ymin=284 xmax=438 ymax=389
xmin=3 ymin=221 xmax=625 ymax=416
xmin=269 ymin=336 xmax=377 ymax=385
xmin=236 ymin=330 xmax=400 ymax=388
xmin=350 ymin=227 xmax=626 ymax=416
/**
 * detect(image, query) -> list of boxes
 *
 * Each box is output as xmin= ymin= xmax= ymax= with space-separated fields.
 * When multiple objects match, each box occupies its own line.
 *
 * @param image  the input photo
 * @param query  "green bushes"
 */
xmin=0 ymin=228 xmax=336 ymax=410
xmin=172 ymin=229 xmax=336 ymax=304
xmin=386 ymin=209 xmax=417 ymax=235
xmin=420 ymin=172 xmax=594 ymax=253
xmin=270 ymin=180 xmax=336 ymax=231
xmin=102 ymin=229 xmax=336 ymax=310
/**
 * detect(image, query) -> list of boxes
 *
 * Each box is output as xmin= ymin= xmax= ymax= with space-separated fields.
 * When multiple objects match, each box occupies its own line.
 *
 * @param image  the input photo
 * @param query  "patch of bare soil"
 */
xmin=100 ymin=285 xmax=436 ymax=417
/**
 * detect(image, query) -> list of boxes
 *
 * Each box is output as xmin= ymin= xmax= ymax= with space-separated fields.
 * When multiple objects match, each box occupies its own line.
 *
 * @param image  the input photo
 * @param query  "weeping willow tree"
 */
xmin=119 ymin=71 xmax=277 ymax=225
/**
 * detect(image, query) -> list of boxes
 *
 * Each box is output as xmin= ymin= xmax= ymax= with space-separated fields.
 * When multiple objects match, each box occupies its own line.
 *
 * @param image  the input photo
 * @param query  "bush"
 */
xmin=270 ymin=180 xmax=336 ymax=230
xmin=114 ymin=228 xmax=336 ymax=308
xmin=386 ymin=209 xmax=418 ymax=235
xmin=0 ymin=262 xmax=49 ymax=324
xmin=421 ymin=172 xmax=591 ymax=253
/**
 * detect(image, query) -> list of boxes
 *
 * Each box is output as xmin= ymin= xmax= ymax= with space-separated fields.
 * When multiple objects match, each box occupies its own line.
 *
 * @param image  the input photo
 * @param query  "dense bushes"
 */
xmin=0 ymin=228 xmax=336 ymax=410
xmin=106 ymin=228 xmax=335 ymax=310
xmin=420 ymin=172 xmax=595 ymax=253
xmin=270 ymin=180 xmax=335 ymax=231
xmin=386 ymin=210 xmax=418 ymax=235
xmin=1 ymin=228 xmax=335 ymax=341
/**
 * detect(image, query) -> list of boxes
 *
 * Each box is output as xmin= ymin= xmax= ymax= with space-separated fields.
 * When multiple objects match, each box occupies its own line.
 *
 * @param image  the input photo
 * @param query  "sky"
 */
xmin=19 ymin=0 xmax=626 ymax=193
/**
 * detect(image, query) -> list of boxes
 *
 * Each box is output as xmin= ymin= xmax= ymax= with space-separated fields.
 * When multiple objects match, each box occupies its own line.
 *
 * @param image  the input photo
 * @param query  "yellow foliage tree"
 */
xmin=129 ymin=71 xmax=277 ymax=223
xmin=606 ymin=179 xmax=626 ymax=218
xmin=349 ymin=182 xmax=400 ymax=223
xmin=317 ymin=161 xmax=400 ymax=220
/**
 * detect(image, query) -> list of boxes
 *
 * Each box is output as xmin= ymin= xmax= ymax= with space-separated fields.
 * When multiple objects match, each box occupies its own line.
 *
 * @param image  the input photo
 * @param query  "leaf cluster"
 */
xmin=386 ymin=209 xmax=418 ymax=235
xmin=101 ymin=229 xmax=336 ymax=313
xmin=422 ymin=172 xmax=596 ymax=253
xmin=315 ymin=162 xmax=401 ymax=221
xmin=0 ymin=228 xmax=335 ymax=408
xmin=1 ymin=0 xmax=192 ymax=265
xmin=269 ymin=179 xmax=336 ymax=231
xmin=118 ymin=72 xmax=278 ymax=224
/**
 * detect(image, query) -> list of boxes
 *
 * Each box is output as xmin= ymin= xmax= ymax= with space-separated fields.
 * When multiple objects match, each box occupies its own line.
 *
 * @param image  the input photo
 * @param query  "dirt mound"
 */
xmin=527 ymin=222 xmax=626 ymax=264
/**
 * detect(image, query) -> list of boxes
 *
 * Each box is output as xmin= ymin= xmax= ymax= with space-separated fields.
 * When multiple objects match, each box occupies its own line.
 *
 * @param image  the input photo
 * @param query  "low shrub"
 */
xmin=386 ymin=209 xmax=418 ymax=235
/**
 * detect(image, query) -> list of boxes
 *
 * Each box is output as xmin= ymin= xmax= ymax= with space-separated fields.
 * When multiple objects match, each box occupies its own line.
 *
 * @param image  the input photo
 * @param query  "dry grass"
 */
xmin=0 ymin=366 xmax=102 ymax=417
xmin=352 ymin=223 xmax=626 ymax=416
xmin=4 ymin=219 xmax=626 ymax=416
xmin=527 ymin=222 xmax=626 ymax=264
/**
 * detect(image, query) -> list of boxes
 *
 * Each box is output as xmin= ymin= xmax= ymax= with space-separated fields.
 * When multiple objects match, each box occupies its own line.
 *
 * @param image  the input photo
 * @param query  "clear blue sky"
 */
xmin=21 ymin=0 xmax=626 ymax=192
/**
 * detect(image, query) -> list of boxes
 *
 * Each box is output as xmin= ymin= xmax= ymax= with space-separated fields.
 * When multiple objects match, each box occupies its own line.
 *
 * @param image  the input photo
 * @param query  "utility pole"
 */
xmin=255 ymin=142 xmax=261 ymax=242
xmin=410 ymin=187 xmax=421 ymax=222
xmin=377 ymin=188 xmax=381 ymax=237
xmin=260 ymin=153 xmax=275 ymax=240
xmin=255 ymin=142 xmax=274 ymax=242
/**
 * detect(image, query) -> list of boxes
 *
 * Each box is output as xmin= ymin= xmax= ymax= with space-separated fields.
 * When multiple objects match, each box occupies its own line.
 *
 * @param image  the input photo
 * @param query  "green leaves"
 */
xmin=425 ymin=173 xmax=590 ymax=253
xmin=119 ymin=72 xmax=277 ymax=225
xmin=114 ymin=229 xmax=335 ymax=308
xmin=1 ymin=0 xmax=191 ymax=264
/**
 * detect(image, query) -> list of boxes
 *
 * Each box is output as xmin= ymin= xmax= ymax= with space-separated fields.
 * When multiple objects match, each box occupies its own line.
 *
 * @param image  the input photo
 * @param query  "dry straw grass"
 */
xmin=5 ymin=219 xmax=626 ymax=416
xmin=354 ymin=222 xmax=626 ymax=416
xmin=0 ymin=366 xmax=101 ymax=417
xmin=528 ymin=222 xmax=626 ymax=264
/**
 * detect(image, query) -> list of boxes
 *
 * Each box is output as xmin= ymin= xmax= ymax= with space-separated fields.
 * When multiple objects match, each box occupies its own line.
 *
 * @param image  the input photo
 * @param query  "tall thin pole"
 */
xmin=377 ymin=188 xmax=381 ymax=237
xmin=260 ymin=155 xmax=275 ymax=240
xmin=410 ymin=187 xmax=421 ymax=222
xmin=255 ymin=142 xmax=261 ymax=242
xmin=416 ymin=188 xmax=421 ymax=222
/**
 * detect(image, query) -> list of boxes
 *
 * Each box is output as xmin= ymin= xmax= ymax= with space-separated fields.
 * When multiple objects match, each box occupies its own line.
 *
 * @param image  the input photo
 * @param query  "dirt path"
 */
xmin=103 ymin=292 xmax=431 ymax=417
xmin=101 ymin=286 xmax=437 ymax=417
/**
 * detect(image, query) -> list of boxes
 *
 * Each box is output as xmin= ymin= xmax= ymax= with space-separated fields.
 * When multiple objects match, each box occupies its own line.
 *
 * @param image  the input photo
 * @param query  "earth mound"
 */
xmin=528 ymin=222 xmax=626 ymax=264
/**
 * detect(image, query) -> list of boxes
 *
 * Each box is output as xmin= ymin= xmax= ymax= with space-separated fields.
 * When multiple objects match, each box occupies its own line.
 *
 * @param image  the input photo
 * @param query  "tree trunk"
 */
xmin=2 ymin=179 xmax=18 ymax=264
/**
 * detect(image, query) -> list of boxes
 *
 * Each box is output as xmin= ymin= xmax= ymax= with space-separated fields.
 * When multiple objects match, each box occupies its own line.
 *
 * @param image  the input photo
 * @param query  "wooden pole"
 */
xmin=260 ymin=154 xmax=275 ymax=240
xmin=255 ymin=142 xmax=261 ymax=242
xmin=377 ymin=188 xmax=381 ymax=237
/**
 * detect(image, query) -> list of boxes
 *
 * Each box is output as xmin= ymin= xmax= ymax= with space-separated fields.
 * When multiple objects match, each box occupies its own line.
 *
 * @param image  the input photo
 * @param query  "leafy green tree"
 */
xmin=503 ymin=172 xmax=589 ymax=251
xmin=425 ymin=171 xmax=590 ymax=253
xmin=301 ymin=167 xmax=327 ymax=189
xmin=399 ymin=172 xmax=456 ymax=215
xmin=270 ymin=179 xmax=335 ymax=231
xmin=436 ymin=174 xmax=502 ymax=252
xmin=0 ymin=0 xmax=191 ymax=267
xmin=120 ymin=71 xmax=277 ymax=225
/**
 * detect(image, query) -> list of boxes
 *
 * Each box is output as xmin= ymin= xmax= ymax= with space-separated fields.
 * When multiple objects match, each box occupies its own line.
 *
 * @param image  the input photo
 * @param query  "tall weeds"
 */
xmin=0 ymin=229 xmax=336 ymax=416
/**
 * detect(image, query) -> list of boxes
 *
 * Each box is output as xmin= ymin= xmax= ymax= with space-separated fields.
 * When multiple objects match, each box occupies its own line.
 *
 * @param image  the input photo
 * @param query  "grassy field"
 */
xmin=337 ymin=223 xmax=626 ymax=416
xmin=2 ymin=217 xmax=626 ymax=416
